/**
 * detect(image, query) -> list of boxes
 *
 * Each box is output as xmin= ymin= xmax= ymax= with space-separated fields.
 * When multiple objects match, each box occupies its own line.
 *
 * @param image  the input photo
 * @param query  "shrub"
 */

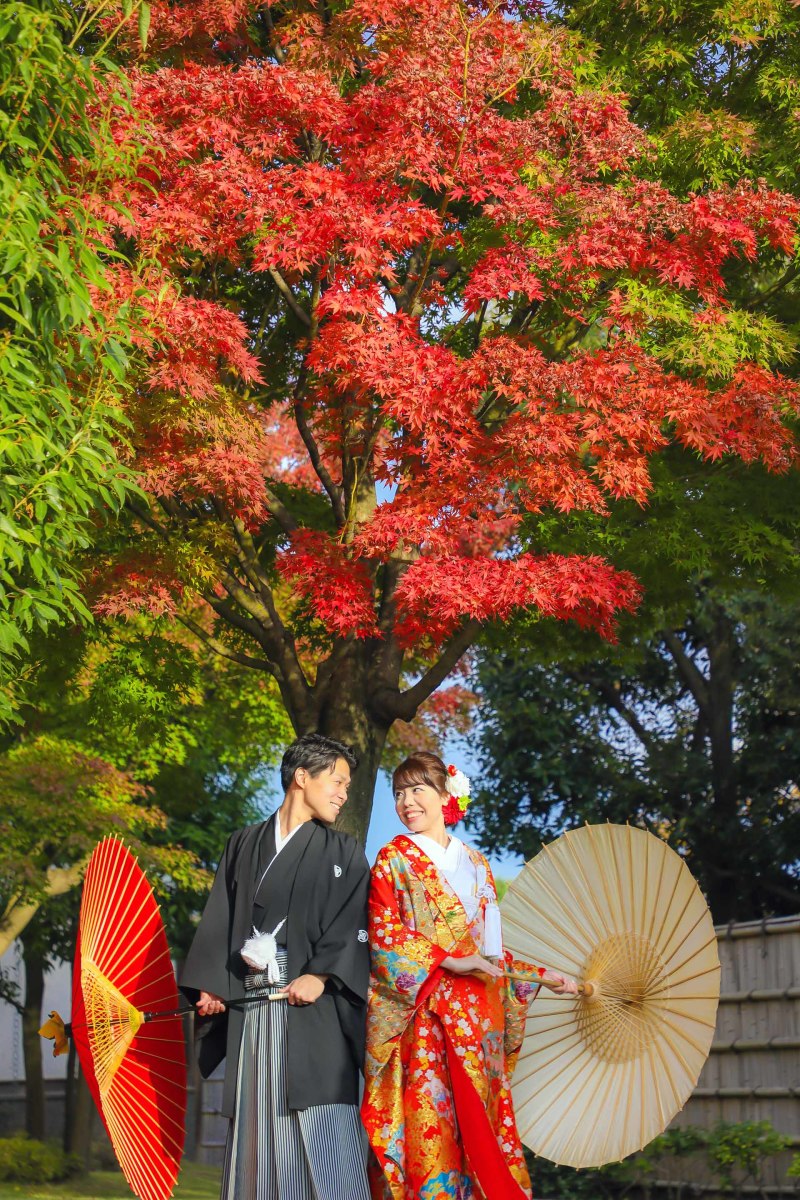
xmin=0 ymin=1135 xmax=82 ymax=1183
xmin=528 ymin=1121 xmax=791 ymax=1199
xmin=706 ymin=1121 xmax=791 ymax=1197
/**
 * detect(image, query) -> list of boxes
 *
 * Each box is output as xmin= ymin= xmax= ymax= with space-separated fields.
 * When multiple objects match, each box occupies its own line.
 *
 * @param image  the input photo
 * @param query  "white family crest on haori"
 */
xmin=357 ymin=929 xmax=368 ymax=943
xmin=240 ymin=918 xmax=287 ymax=982
xmin=334 ymin=864 xmax=343 ymax=877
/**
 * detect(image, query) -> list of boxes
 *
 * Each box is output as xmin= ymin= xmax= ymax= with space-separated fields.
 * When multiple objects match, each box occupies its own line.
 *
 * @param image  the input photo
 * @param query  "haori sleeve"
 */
xmin=368 ymin=847 xmax=447 ymax=1011
xmin=179 ymin=832 xmax=239 ymax=1004
xmin=304 ymin=839 xmax=371 ymax=1005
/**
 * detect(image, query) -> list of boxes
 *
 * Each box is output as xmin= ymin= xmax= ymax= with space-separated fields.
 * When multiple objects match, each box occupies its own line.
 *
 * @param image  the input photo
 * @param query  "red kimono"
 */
xmin=361 ymin=835 xmax=540 ymax=1200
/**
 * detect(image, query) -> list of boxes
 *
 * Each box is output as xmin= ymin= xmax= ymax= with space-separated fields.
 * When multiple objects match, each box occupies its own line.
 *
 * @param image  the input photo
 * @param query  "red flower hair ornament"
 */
xmin=442 ymin=764 xmax=471 ymax=826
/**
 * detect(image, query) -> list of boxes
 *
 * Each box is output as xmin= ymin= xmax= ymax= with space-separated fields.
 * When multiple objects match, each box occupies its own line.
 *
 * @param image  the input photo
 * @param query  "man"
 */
xmin=181 ymin=733 xmax=371 ymax=1200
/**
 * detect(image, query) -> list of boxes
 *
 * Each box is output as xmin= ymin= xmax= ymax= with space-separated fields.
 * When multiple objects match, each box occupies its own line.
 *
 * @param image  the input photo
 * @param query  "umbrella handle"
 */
xmin=143 ymin=992 xmax=288 ymax=1021
xmin=40 ymin=991 xmax=290 ymax=1049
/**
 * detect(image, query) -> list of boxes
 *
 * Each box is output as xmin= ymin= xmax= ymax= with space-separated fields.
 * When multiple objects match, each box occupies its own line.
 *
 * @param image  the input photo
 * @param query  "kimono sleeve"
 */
xmin=368 ymin=846 xmax=447 ymax=1012
xmin=502 ymin=950 xmax=547 ymax=1069
xmin=480 ymin=859 xmax=543 ymax=1067
xmin=304 ymin=839 xmax=371 ymax=1004
xmin=179 ymin=832 xmax=238 ymax=1004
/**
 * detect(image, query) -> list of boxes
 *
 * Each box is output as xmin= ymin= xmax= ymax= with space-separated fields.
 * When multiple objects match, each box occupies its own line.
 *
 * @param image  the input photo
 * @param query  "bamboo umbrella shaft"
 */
xmin=59 ymin=991 xmax=287 ymax=1037
xmin=145 ymin=993 xmax=287 ymax=1020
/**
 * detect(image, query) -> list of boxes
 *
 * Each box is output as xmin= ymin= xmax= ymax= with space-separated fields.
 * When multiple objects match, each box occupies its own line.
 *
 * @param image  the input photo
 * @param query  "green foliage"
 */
xmin=706 ymin=1121 xmax=792 ymax=1194
xmin=471 ymin=587 xmax=800 ymax=920
xmin=552 ymin=0 xmax=800 ymax=389
xmin=557 ymin=0 xmax=800 ymax=191
xmin=523 ymin=446 xmax=800 ymax=620
xmin=0 ymin=614 xmax=292 ymax=954
xmin=0 ymin=732 xmax=194 ymax=914
xmin=0 ymin=1 xmax=144 ymax=719
xmin=0 ymin=1138 xmax=81 ymax=1184
xmin=0 ymin=1161 xmax=221 ymax=1199
xmin=529 ymin=1122 xmax=791 ymax=1199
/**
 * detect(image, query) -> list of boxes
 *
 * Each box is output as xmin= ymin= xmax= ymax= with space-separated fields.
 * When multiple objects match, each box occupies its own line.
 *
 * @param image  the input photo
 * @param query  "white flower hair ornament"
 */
xmin=442 ymin=765 xmax=471 ymax=826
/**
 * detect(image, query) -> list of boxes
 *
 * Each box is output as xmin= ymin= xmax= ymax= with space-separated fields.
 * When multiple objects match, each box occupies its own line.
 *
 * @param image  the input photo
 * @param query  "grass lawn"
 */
xmin=0 ymin=1162 xmax=221 ymax=1200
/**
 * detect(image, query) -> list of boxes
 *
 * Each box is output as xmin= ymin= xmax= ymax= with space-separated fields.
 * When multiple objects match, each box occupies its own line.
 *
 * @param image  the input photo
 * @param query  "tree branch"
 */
xmin=262 ymin=4 xmax=286 ymax=64
xmin=214 ymin=574 xmax=316 ymax=725
xmin=663 ymin=630 xmax=712 ymax=718
xmin=293 ymin=385 xmax=346 ymax=525
xmin=178 ymin=613 xmax=275 ymax=673
xmin=125 ymin=498 xmax=171 ymax=539
xmin=587 ymin=676 xmax=658 ymax=754
xmin=269 ymin=268 xmax=312 ymax=327
xmin=264 ymin=487 xmax=299 ymax=534
xmin=374 ymin=619 xmax=481 ymax=722
xmin=0 ymin=863 xmax=87 ymax=959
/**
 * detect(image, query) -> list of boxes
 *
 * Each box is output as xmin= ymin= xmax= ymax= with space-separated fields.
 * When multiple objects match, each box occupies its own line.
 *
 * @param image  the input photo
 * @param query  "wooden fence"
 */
xmin=194 ymin=914 xmax=800 ymax=1189
xmin=658 ymin=913 xmax=800 ymax=1195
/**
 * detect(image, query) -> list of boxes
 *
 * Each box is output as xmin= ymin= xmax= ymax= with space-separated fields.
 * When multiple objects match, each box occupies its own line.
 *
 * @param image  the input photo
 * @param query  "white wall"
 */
xmin=0 ymin=943 xmax=71 ymax=1081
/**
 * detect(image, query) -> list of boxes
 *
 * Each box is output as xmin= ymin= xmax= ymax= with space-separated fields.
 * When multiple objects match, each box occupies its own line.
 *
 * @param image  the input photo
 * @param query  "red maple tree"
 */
xmin=94 ymin=0 xmax=799 ymax=838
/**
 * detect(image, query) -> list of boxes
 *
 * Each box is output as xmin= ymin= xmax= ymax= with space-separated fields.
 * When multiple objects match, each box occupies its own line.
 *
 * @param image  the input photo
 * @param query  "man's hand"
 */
xmin=281 ymin=973 xmax=327 ymax=1006
xmin=197 ymin=991 xmax=226 ymax=1016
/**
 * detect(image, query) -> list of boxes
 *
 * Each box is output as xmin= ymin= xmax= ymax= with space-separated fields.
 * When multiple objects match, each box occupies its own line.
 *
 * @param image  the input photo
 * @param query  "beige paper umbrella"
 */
xmin=501 ymin=823 xmax=720 ymax=1168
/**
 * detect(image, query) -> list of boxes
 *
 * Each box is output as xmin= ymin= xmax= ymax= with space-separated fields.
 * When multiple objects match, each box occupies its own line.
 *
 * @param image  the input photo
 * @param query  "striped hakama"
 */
xmin=221 ymin=950 xmax=370 ymax=1200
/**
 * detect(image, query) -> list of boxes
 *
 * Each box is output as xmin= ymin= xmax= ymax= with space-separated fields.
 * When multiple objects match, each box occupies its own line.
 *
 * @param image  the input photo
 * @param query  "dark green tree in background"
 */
xmin=466 ymin=0 xmax=800 ymax=922
xmin=0 ymin=615 xmax=291 ymax=953
xmin=470 ymin=586 xmax=800 ymax=921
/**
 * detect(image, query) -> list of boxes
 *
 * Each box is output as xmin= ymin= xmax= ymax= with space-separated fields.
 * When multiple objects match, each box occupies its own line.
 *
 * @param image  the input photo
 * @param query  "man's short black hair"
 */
xmin=280 ymin=733 xmax=358 ymax=793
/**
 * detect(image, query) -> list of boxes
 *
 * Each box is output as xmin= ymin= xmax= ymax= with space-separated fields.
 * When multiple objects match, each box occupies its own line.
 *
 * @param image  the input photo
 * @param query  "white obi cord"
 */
xmin=408 ymin=834 xmax=504 ymax=958
xmin=240 ymin=918 xmax=287 ymax=982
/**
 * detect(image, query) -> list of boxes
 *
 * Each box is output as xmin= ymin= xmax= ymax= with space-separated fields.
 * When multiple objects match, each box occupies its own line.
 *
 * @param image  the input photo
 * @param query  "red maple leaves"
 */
xmin=92 ymin=0 xmax=798 ymax=659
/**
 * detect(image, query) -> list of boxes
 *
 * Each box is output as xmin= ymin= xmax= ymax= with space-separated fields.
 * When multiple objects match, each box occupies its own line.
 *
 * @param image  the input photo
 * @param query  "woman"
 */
xmin=361 ymin=751 xmax=576 ymax=1200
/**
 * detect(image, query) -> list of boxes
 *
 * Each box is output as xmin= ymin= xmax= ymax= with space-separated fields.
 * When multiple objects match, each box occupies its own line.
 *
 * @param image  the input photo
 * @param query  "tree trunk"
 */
xmin=333 ymin=721 xmax=389 ymax=845
xmin=20 ymin=933 xmax=45 ymax=1139
xmin=0 ymin=861 xmax=87 ymax=958
xmin=64 ymin=958 xmax=94 ymax=1169
xmin=320 ymin=680 xmax=389 ymax=844
xmin=664 ymin=604 xmax=743 ymax=921
xmin=64 ymin=1060 xmax=94 ymax=1169
xmin=706 ymin=604 xmax=737 ymax=824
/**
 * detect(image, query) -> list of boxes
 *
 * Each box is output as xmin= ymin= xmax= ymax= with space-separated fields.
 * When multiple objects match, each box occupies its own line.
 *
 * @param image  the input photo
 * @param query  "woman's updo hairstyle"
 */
xmin=392 ymin=751 xmax=447 ymax=798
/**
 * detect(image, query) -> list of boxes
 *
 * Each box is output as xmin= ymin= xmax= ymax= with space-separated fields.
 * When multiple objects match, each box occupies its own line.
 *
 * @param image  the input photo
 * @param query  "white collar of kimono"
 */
xmin=408 ymin=831 xmax=463 ymax=870
xmin=406 ymin=833 xmax=503 ymax=957
xmin=275 ymin=817 xmax=304 ymax=855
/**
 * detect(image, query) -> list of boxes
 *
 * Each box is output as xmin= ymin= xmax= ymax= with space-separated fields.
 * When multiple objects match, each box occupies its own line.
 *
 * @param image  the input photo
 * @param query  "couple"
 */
xmin=181 ymin=733 xmax=576 ymax=1200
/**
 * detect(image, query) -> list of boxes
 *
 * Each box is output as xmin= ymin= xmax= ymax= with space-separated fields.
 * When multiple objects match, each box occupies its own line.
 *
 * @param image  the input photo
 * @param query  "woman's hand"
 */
xmin=540 ymin=970 xmax=579 ymax=996
xmin=197 ymin=991 xmax=226 ymax=1016
xmin=441 ymin=953 xmax=504 ymax=979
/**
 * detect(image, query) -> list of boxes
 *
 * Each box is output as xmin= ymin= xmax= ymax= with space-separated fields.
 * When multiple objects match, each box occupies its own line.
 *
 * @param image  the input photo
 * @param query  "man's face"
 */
xmin=297 ymin=757 xmax=352 ymax=824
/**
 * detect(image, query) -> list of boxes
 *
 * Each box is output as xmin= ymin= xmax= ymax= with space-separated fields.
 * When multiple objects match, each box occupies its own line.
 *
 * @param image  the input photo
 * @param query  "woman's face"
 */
xmin=394 ymin=779 xmax=447 ymax=837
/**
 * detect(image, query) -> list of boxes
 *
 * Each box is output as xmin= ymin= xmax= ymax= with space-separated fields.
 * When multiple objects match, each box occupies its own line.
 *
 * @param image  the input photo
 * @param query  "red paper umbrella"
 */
xmin=70 ymin=837 xmax=186 ymax=1200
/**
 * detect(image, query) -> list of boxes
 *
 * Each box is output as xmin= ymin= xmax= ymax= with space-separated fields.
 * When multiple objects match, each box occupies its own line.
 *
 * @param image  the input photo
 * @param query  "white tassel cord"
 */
xmin=240 ymin=919 xmax=287 ymax=983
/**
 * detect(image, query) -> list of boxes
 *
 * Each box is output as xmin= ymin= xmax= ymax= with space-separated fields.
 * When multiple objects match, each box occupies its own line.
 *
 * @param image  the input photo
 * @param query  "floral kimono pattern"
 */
xmin=362 ymin=835 xmax=542 ymax=1200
